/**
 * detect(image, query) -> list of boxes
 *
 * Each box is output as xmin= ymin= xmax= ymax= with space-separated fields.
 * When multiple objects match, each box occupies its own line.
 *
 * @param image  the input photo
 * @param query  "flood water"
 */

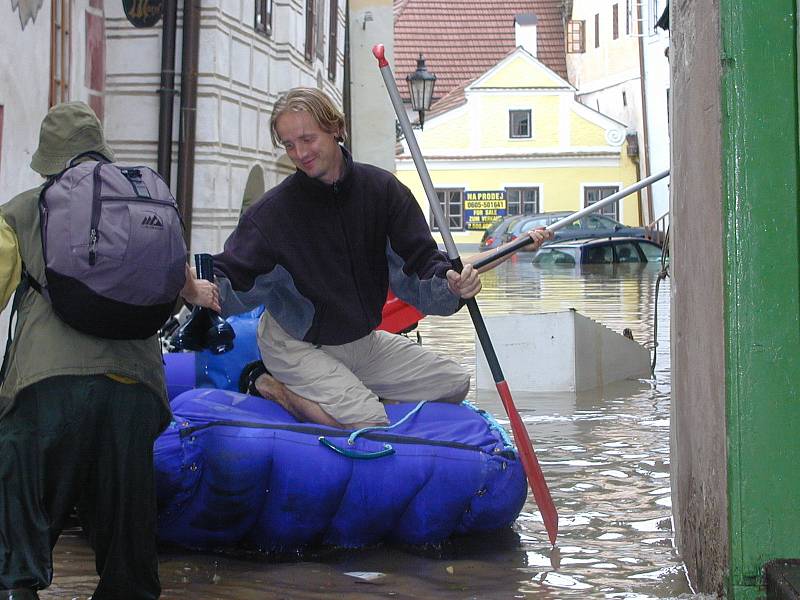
xmin=42 ymin=253 xmax=711 ymax=599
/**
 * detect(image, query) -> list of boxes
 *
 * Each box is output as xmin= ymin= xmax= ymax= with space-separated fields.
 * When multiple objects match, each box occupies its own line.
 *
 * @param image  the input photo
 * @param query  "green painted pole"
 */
xmin=720 ymin=1 xmax=800 ymax=597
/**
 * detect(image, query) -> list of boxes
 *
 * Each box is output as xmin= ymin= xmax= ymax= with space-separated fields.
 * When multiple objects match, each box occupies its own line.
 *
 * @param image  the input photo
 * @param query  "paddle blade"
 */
xmin=497 ymin=380 xmax=559 ymax=546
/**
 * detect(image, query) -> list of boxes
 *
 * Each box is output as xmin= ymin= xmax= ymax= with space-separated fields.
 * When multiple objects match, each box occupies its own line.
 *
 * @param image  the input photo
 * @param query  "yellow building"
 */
xmin=394 ymin=47 xmax=640 ymax=245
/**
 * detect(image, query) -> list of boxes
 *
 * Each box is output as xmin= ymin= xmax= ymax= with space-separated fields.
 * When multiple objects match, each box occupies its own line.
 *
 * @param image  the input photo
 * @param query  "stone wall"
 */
xmin=669 ymin=0 xmax=728 ymax=595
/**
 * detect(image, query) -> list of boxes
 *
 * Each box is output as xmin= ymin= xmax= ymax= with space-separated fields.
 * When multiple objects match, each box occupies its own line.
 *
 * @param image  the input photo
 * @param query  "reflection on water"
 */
xmin=43 ymin=257 xmax=709 ymax=599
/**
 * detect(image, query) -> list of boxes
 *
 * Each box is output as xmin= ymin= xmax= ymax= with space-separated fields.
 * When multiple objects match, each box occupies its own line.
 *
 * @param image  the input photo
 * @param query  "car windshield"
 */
xmin=614 ymin=241 xmax=642 ymax=263
xmin=548 ymin=214 xmax=569 ymax=224
xmin=580 ymin=214 xmax=620 ymax=229
xmin=494 ymin=215 xmax=527 ymax=238
xmin=484 ymin=216 xmax=509 ymax=235
xmin=523 ymin=216 xmax=551 ymax=229
xmin=637 ymin=241 xmax=664 ymax=262
xmin=532 ymin=248 xmax=578 ymax=266
xmin=505 ymin=216 xmax=529 ymax=231
xmin=480 ymin=215 xmax=516 ymax=243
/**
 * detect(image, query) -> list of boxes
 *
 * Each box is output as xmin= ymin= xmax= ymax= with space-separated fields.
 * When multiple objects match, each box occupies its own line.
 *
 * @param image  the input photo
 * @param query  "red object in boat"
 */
xmin=377 ymin=292 xmax=424 ymax=334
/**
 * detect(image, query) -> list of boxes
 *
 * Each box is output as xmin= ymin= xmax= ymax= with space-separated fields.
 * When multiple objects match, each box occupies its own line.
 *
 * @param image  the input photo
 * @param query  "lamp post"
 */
xmin=406 ymin=54 xmax=436 ymax=130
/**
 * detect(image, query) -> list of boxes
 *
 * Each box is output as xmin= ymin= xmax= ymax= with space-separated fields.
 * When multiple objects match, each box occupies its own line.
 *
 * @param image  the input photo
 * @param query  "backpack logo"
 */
xmin=141 ymin=213 xmax=164 ymax=229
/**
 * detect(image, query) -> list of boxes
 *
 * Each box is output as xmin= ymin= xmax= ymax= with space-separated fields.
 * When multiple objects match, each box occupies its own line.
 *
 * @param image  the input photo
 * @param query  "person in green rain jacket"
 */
xmin=0 ymin=102 xmax=194 ymax=600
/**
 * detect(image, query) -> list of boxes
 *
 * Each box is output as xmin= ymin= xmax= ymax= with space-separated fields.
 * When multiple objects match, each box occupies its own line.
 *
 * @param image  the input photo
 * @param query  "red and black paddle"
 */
xmin=373 ymin=43 xmax=559 ymax=545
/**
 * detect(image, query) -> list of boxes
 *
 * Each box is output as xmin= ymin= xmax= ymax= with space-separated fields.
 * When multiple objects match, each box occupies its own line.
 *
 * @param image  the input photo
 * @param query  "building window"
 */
xmin=327 ymin=0 xmax=337 ymax=81
xmin=626 ymin=0 xmax=632 ymax=34
xmin=85 ymin=11 xmax=106 ymax=122
xmin=432 ymin=189 xmax=464 ymax=231
xmin=506 ymin=187 xmax=540 ymax=216
xmin=509 ymin=109 xmax=531 ymax=139
xmin=315 ymin=0 xmax=325 ymax=60
xmin=622 ymin=90 xmax=627 ymax=106
xmin=585 ymin=186 xmax=620 ymax=220
xmin=50 ymin=0 xmax=71 ymax=106
xmin=612 ymin=4 xmax=619 ymax=39
xmin=304 ymin=0 xmax=315 ymax=62
xmin=594 ymin=13 xmax=600 ymax=48
xmin=648 ymin=0 xmax=659 ymax=33
xmin=255 ymin=0 xmax=272 ymax=35
xmin=566 ymin=20 xmax=585 ymax=53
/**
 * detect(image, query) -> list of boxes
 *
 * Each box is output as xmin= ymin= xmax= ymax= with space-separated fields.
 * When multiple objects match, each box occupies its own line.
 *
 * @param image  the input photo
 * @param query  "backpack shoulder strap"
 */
xmin=66 ymin=151 xmax=112 ymax=169
xmin=21 ymin=265 xmax=44 ymax=297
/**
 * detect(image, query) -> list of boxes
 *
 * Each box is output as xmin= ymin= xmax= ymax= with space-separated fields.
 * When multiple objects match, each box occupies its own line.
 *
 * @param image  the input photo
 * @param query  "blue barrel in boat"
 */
xmin=163 ymin=307 xmax=263 ymax=399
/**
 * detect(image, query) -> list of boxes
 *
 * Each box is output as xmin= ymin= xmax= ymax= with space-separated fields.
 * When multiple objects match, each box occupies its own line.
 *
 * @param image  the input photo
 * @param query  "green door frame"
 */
xmin=720 ymin=1 xmax=800 ymax=598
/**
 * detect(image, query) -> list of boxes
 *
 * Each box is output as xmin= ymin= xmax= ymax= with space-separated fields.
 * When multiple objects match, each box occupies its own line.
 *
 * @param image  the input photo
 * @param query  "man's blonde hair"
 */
xmin=270 ymin=87 xmax=347 ymax=147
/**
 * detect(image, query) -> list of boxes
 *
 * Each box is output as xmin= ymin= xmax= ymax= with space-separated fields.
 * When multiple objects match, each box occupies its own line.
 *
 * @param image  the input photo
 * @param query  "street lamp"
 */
xmin=406 ymin=54 xmax=436 ymax=130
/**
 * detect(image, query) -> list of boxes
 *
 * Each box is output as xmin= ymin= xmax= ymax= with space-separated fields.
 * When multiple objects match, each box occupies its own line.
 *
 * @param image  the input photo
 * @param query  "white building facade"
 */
xmin=105 ymin=0 xmax=345 ymax=253
xmin=0 ymin=0 xmax=345 ymax=346
xmin=565 ymin=0 xmax=670 ymax=222
xmin=2 ymin=0 xmax=345 ymax=254
xmin=641 ymin=0 xmax=670 ymax=222
xmin=1 ymin=0 xmax=97 ymax=200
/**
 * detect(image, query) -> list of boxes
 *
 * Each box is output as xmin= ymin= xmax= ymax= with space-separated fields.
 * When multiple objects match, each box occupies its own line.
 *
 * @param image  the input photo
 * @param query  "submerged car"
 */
xmin=503 ymin=211 xmax=648 ymax=248
xmin=531 ymin=237 xmax=665 ymax=267
xmin=478 ymin=215 xmax=527 ymax=251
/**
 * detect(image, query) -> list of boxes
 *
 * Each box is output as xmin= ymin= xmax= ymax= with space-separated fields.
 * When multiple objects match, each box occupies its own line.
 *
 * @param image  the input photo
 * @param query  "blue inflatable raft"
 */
xmin=155 ymin=387 xmax=527 ymax=552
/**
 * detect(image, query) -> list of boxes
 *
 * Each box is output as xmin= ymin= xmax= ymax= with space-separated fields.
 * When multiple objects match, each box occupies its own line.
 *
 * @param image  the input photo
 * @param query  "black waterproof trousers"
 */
xmin=0 ymin=375 xmax=166 ymax=599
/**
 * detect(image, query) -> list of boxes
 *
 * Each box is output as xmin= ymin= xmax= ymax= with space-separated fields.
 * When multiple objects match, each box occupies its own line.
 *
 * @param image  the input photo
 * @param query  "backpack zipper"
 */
xmin=98 ymin=196 xmax=175 ymax=206
xmin=87 ymin=164 xmax=179 ymax=266
xmin=88 ymin=163 xmax=103 ymax=265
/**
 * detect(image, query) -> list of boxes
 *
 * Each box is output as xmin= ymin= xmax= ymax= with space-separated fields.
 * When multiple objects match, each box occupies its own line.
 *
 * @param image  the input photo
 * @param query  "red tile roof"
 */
xmin=394 ymin=0 xmax=568 ymax=106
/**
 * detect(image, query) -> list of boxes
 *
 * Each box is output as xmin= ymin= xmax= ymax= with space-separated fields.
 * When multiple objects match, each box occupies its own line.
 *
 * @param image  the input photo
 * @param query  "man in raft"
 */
xmin=183 ymin=87 xmax=550 ymax=428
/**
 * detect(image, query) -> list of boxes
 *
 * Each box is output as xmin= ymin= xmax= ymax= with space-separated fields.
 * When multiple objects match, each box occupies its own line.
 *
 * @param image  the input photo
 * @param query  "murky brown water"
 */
xmin=42 ymin=254 xmax=710 ymax=599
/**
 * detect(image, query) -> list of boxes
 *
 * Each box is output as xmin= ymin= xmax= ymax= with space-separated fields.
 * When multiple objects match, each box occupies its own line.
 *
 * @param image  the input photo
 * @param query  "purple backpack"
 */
xmin=31 ymin=158 xmax=187 ymax=339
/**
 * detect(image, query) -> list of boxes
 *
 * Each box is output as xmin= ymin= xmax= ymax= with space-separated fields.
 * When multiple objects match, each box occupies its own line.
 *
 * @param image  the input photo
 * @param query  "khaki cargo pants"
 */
xmin=257 ymin=311 xmax=470 ymax=426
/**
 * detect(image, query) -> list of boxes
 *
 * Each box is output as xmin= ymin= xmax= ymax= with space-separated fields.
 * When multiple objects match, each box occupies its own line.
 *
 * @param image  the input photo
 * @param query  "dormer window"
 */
xmin=567 ymin=20 xmax=585 ymax=53
xmin=509 ymin=109 xmax=532 ymax=138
